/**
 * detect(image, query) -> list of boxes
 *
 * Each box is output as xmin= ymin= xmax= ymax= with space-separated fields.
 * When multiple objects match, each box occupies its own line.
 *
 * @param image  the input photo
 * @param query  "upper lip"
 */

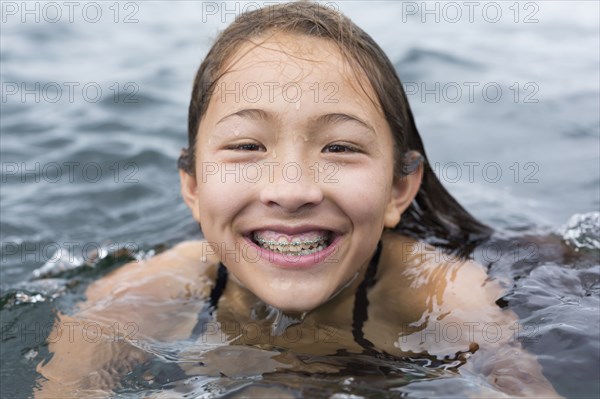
xmin=242 ymin=224 xmax=340 ymax=236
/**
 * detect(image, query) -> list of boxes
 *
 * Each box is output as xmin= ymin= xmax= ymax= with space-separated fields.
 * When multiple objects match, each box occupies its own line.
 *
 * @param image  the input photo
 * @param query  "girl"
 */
xmin=37 ymin=2 xmax=560 ymax=397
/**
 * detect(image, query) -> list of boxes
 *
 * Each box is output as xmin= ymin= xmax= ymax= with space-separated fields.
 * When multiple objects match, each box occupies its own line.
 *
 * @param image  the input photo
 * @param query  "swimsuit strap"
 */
xmin=209 ymin=262 xmax=229 ymax=309
xmin=190 ymin=262 xmax=228 ymax=338
xmin=351 ymin=240 xmax=383 ymax=353
xmin=190 ymin=240 xmax=383 ymax=347
xmin=122 ymin=264 xmax=229 ymax=389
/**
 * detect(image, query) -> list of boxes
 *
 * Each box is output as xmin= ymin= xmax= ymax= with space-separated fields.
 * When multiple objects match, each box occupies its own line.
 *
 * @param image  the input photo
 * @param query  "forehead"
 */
xmin=226 ymin=33 xmax=342 ymax=71
xmin=213 ymin=32 xmax=382 ymax=115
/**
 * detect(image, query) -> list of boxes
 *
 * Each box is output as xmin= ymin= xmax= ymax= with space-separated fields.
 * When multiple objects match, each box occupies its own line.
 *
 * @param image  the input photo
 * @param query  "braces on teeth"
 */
xmin=252 ymin=234 xmax=331 ymax=255
xmin=253 ymin=237 xmax=327 ymax=246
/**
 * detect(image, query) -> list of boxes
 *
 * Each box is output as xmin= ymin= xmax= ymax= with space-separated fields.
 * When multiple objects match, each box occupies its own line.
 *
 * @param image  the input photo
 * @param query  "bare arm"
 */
xmin=443 ymin=260 xmax=562 ymax=398
xmin=378 ymin=233 xmax=561 ymax=398
xmin=34 ymin=241 xmax=216 ymax=398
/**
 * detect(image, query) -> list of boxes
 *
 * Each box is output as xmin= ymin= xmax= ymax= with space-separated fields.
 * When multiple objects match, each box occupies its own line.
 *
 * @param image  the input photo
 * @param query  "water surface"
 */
xmin=1 ymin=1 xmax=599 ymax=398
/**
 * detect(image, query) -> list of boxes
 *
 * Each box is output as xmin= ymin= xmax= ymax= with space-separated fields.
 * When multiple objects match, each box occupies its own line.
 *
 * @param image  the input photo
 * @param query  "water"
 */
xmin=1 ymin=1 xmax=599 ymax=398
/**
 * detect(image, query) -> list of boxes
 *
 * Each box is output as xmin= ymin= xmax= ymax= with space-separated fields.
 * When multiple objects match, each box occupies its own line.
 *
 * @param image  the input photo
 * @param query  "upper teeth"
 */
xmin=254 ymin=233 xmax=327 ymax=255
xmin=253 ymin=237 xmax=327 ymax=246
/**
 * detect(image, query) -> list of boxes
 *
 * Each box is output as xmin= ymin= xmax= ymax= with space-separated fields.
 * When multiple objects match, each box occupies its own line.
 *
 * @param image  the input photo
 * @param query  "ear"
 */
xmin=383 ymin=161 xmax=423 ymax=229
xmin=179 ymin=169 xmax=202 ymax=223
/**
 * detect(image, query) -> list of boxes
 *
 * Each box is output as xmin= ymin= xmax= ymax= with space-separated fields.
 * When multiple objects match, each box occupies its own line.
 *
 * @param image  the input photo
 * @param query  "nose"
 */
xmin=259 ymin=161 xmax=324 ymax=212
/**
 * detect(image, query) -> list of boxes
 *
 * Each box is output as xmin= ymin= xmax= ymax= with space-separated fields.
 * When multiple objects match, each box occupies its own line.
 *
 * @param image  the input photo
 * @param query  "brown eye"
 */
xmin=227 ymin=143 xmax=264 ymax=151
xmin=323 ymin=144 xmax=360 ymax=153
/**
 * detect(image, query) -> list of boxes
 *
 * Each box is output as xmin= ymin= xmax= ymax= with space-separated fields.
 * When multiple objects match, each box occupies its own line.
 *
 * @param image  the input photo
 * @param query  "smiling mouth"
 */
xmin=251 ymin=230 xmax=334 ymax=256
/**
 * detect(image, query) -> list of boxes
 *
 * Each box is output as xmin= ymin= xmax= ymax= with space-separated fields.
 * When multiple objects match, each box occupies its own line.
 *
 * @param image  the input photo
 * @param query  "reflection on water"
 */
xmin=1 ymin=212 xmax=598 ymax=397
xmin=1 ymin=1 xmax=599 ymax=398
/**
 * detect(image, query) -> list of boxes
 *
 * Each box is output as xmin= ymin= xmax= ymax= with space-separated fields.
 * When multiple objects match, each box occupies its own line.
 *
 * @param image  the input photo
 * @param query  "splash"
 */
xmin=560 ymin=212 xmax=600 ymax=250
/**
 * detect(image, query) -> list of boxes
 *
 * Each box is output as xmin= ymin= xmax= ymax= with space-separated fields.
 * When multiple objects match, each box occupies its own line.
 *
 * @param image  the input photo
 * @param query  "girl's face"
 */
xmin=181 ymin=33 xmax=421 ymax=312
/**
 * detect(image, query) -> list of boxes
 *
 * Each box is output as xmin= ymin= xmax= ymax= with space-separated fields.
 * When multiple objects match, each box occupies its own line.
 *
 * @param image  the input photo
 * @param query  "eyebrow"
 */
xmin=312 ymin=113 xmax=375 ymax=134
xmin=216 ymin=108 xmax=273 ymax=125
xmin=216 ymin=108 xmax=375 ymax=134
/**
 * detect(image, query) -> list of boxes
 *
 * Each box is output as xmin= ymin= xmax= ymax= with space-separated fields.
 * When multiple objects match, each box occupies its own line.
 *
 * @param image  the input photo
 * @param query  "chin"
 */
xmin=261 ymin=291 xmax=329 ymax=314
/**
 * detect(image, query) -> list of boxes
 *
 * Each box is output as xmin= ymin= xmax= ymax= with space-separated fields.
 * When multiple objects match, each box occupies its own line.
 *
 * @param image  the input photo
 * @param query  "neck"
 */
xmin=219 ymin=241 xmax=383 ymax=329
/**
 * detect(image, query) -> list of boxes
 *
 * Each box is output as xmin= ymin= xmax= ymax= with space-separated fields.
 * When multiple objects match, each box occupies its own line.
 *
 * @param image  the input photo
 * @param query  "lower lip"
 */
xmin=243 ymin=234 xmax=341 ymax=269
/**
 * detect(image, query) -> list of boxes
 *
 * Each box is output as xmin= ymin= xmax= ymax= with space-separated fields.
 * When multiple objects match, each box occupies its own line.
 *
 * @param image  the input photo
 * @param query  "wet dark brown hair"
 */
xmin=178 ymin=2 xmax=492 ymax=257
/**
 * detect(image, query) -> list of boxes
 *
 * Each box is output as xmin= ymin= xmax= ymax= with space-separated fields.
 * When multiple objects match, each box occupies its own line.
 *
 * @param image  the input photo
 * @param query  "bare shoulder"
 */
xmin=380 ymin=233 xmax=561 ymax=397
xmin=379 ymin=231 xmax=507 ymax=320
xmin=382 ymin=231 xmax=503 ymax=298
xmin=84 ymin=240 xmax=220 ymax=304
xmin=444 ymin=257 xmax=505 ymax=308
xmin=77 ymin=240 xmax=221 ymax=338
xmin=36 ymin=240 xmax=219 ymax=395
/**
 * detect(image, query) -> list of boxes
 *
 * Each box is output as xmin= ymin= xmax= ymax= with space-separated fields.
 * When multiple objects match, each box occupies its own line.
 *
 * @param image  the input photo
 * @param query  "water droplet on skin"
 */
xmin=272 ymin=150 xmax=277 ymax=159
xmin=295 ymin=101 xmax=300 ymax=110
xmin=233 ymin=128 xmax=240 ymax=136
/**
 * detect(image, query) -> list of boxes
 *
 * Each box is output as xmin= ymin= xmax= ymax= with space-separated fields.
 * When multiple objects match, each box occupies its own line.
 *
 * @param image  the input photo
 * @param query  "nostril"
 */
xmin=259 ymin=182 xmax=324 ymax=212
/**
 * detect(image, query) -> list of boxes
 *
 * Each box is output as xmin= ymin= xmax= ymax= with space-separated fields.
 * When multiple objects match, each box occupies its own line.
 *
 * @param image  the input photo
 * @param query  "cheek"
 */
xmin=191 ymin=166 xmax=245 ymax=229
xmin=332 ymin=165 xmax=392 ymax=221
xmin=197 ymin=178 xmax=249 ymax=216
